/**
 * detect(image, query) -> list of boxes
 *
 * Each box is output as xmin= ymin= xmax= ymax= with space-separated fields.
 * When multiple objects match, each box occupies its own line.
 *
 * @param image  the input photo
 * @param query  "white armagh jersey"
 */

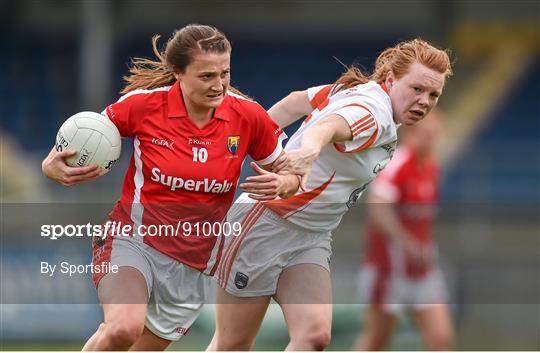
xmin=236 ymin=81 xmax=399 ymax=233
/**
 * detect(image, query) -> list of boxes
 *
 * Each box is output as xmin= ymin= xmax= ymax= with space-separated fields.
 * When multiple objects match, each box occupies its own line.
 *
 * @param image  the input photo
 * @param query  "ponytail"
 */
xmin=121 ymin=35 xmax=177 ymax=94
xmin=333 ymin=65 xmax=370 ymax=93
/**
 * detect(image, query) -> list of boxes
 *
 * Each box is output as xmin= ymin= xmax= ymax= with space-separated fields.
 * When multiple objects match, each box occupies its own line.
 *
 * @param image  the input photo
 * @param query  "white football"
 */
xmin=55 ymin=111 xmax=121 ymax=175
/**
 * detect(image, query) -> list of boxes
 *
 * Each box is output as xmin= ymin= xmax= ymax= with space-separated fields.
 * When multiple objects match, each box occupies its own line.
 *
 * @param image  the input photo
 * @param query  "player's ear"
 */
xmin=385 ymin=71 xmax=395 ymax=89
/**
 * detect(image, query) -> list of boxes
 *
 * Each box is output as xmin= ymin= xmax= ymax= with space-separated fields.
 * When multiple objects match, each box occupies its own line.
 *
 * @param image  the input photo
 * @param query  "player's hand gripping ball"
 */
xmin=55 ymin=111 xmax=121 ymax=175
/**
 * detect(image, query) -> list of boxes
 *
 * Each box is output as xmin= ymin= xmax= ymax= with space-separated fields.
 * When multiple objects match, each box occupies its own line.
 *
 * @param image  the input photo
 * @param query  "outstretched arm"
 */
xmin=273 ymin=114 xmax=352 ymax=190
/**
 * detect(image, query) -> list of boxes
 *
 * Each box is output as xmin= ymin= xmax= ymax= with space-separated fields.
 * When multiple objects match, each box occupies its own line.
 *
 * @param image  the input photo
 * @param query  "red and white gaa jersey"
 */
xmin=235 ymin=81 xmax=399 ymax=233
xmin=101 ymin=82 xmax=286 ymax=274
xmin=363 ymin=146 xmax=440 ymax=279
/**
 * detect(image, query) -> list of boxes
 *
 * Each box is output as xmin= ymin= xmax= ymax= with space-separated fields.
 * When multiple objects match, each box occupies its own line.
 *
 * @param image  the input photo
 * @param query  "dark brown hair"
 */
xmin=121 ymin=24 xmax=232 ymax=94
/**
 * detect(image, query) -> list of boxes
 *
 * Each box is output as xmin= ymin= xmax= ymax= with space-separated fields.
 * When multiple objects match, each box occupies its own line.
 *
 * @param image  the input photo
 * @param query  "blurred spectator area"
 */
xmin=440 ymin=22 xmax=540 ymax=202
xmin=442 ymin=56 xmax=540 ymax=202
xmin=0 ymin=0 xmax=538 ymax=204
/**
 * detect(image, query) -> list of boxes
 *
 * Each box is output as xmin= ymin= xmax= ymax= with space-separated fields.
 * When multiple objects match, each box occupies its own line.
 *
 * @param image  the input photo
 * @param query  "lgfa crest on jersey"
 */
xmin=227 ymin=135 xmax=240 ymax=154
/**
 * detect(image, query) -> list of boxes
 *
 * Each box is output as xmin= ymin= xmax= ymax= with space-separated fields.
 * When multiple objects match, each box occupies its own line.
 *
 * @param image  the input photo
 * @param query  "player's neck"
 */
xmin=186 ymin=105 xmax=214 ymax=128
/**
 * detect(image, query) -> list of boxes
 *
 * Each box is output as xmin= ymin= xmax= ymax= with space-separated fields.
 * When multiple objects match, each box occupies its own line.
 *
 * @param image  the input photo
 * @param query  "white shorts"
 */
xmin=215 ymin=203 xmax=332 ymax=297
xmin=92 ymin=235 xmax=206 ymax=341
xmin=358 ymin=263 xmax=448 ymax=315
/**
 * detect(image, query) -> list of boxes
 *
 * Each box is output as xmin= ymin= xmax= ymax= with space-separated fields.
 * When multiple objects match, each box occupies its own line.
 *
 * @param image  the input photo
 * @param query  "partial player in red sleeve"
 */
xmin=41 ymin=24 xmax=298 ymax=351
xmin=353 ymin=112 xmax=455 ymax=351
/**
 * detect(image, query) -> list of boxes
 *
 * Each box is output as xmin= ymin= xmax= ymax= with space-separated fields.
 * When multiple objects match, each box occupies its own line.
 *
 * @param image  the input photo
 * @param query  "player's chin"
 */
xmin=205 ymin=95 xmax=225 ymax=107
xmin=403 ymin=116 xmax=423 ymax=126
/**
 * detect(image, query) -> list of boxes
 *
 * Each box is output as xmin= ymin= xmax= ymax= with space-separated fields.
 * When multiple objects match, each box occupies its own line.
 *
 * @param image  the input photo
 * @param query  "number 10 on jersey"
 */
xmin=192 ymin=147 xmax=208 ymax=163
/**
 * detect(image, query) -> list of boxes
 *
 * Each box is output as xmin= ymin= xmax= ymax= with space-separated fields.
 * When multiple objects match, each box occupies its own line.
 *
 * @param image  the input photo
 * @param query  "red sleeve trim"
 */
xmin=334 ymin=123 xmax=379 ymax=153
xmin=350 ymin=114 xmax=372 ymax=129
xmin=352 ymin=116 xmax=376 ymax=137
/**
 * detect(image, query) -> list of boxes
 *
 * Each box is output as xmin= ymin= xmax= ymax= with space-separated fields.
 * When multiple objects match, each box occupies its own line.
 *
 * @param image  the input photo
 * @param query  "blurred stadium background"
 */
xmin=1 ymin=0 xmax=539 ymax=351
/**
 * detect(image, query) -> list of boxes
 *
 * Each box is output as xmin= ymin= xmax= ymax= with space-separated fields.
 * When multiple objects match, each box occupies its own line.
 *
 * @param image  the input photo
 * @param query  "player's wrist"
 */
xmin=278 ymin=174 xmax=300 ymax=199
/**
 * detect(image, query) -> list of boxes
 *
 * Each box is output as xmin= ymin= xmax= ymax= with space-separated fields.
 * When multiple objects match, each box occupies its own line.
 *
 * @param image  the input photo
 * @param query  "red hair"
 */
xmin=334 ymin=38 xmax=452 ymax=93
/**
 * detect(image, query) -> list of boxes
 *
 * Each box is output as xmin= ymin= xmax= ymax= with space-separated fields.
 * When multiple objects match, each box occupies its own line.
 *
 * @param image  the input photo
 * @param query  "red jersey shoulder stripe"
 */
xmin=309 ymin=84 xmax=334 ymax=109
xmin=305 ymin=86 xmax=334 ymax=124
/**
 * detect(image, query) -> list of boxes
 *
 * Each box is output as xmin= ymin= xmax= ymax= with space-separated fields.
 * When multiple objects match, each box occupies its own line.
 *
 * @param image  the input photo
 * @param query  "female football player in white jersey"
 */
xmin=42 ymin=24 xmax=299 ymax=350
xmin=208 ymin=39 xmax=453 ymax=350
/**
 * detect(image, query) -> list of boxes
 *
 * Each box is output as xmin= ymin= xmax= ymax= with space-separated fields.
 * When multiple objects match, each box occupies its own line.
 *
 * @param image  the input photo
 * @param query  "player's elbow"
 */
xmin=287 ymin=90 xmax=305 ymax=101
xmin=286 ymin=90 xmax=311 ymax=115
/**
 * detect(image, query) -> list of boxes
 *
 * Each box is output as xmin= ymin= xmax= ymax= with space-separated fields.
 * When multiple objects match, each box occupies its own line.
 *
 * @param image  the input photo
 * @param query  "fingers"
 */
xmin=43 ymin=147 xmax=104 ymax=186
xmin=240 ymin=177 xmax=278 ymax=192
xmin=55 ymin=149 xmax=78 ymax=158
xmin=64 ymin=164 xmax=100 ymax=177
xmin=242 ymin=179 xmax=279 ymax=199
xmin=272 ymin=156 xmax=288 ymax=173
xmin=56 ymin=150 xmax=100 ymax=175
xmin=53 ymin=149 xmax=100 ymax=176
xmin=300 ymin=174 xmax=309 ymax=191
xmin=250 ymin=162 xmax=269 ymax=175
xmin=247 ymin=193 xmax=277 ymax=201
xmin=241 ymin=173 xmax=279 ymax=192
xmin=240 ymin=185 xmax=277 ymax=194
xmin=60 ymin=168 xmax=102 ymax=186
xmin=241 ymin=170 xmax=280 ymax=200
xmin=240 ymin=182 xmax=277 ymax=191
xmin=245 ymin=174 xmax=277 ymax=183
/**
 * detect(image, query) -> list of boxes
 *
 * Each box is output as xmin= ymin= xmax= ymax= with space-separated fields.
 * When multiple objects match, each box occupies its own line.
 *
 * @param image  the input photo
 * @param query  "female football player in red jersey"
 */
xmin=208 ymin=39 xmax=452 ymax=351
xmin=353 ymin=113 xmax=454 ymax=351
xmin=42 ymin=24 xmax=299 ymax=350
